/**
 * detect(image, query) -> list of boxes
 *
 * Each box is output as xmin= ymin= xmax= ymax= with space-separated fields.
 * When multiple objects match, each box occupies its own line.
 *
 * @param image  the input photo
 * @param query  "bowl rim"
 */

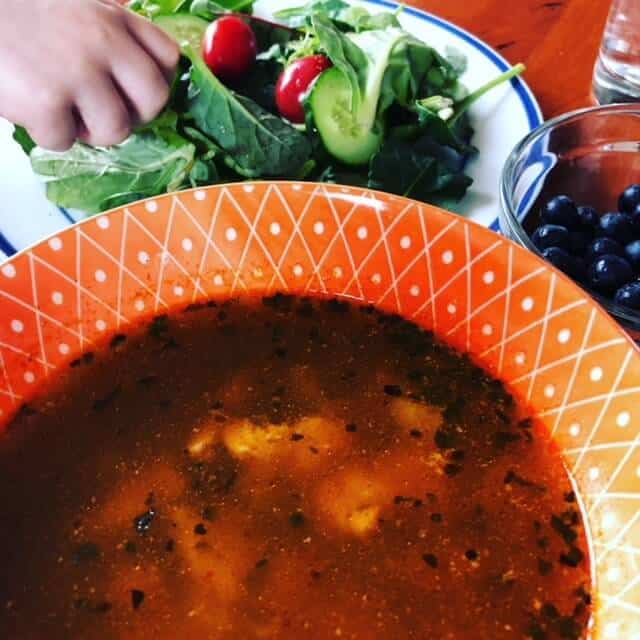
xmin=2 ymin=178 xmax=639 ymax=355
xmin=499 ymin=102 xmax=640 ymax=329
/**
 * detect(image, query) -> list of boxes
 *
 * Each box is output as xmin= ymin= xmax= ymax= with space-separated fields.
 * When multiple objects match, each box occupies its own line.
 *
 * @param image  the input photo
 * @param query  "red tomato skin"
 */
xmin=202 ymin=16 xmax=257 ymax=82
xmin=275 ymin=55 xmax=332 ymax=123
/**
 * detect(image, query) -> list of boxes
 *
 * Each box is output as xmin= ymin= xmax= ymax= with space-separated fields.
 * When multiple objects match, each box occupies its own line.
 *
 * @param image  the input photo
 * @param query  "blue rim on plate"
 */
xmin=0 ymin=0 xmax=542 ymax=258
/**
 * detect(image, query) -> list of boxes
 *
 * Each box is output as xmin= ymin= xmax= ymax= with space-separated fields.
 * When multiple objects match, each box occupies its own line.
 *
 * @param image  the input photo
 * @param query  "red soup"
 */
xmin=0 ymin=296 xmax=592 ymax=639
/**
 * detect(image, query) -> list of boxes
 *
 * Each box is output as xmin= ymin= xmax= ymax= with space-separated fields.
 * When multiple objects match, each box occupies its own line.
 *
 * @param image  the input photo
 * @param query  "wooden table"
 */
xmin=412 ymin=0 xmax=611 ymax=118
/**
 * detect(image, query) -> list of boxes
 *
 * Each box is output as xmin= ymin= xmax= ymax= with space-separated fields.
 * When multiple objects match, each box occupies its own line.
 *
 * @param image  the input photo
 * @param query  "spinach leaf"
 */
xmin=249 ymin=15 xmax=298 ymax=52
xmin=275 ymin=1 xmax=399 ymax=31
xmin=29 ymin=131 xmax=195 ymax=213
xmin=232 ymin=18 xmax=297 ymax=111
xmin=189 ymin=158 xmax=219 ymax=186
xmin=182 ymin=125 xmax=222 ymax=154
xmin=450 ymin=63 xmax=525 ymax=125
xmin=368 ymin=135 xmax=472 ymax=207
xmin=315 ymin=164 xmax=369 ymax=188
xmin=413 ymin=99 xmax=474 ymax=153
xmin=312 ymin=13 xmax=411 ymax=124
xmin=312 ymin=15 xmax=453 ymax=123
xmin=444 ymin=45 xmax=467 ymax=76
xmin=234 ymin=59 xmax=283 ymax=112
xmin=417 ymin=47 xmax=469 ymax=102
xmin=275 ymin=0 xmax=349 ymax=27
xmin=409 ymin=63 xmax=524 ymax=146
xmin=378 ymin=36 xmax=437 ymax=113
xmin=338 ymin=6 xmax=401 ymax=32
xmin=309 ymin=16 xmax=463 ymax=170
xmin=311 ymin=13 xmax=367 ymax=102
xmin=187 ymin=50 xmax=311 ymax=177
xmin=127 ymin=0 xmax=189 ymax=17
xmin=135 ymin=109 xmax=180 ymax=135
xmin=129 ymin=0 xmax=252 ymax=17
xmin=189 ymin=0 xmax=253 ymax=18
xmin=12 ymin=125 xmax=36 ymax=155
xmin=183 ymin=126 xmax=255 ymax=181
xmin=403 ymin=64 xmax=525 ymax=153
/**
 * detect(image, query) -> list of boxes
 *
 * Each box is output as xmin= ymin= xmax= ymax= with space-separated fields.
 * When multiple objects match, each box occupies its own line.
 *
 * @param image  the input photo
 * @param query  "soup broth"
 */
xmin=0 ymin=296 xmax=591 ymax=639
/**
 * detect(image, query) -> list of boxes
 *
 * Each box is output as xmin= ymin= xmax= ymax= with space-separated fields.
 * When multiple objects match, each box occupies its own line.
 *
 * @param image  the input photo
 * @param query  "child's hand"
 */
xmin=1 ymin=0 xmax=180 ymax=151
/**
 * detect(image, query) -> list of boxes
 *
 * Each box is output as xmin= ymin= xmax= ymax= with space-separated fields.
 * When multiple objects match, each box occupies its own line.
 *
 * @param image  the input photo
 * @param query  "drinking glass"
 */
xmin=593 ymin=0 xmax=640 ymax=103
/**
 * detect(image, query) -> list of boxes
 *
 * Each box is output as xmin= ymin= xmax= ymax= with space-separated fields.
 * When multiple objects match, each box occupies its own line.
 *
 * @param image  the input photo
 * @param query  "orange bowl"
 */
xmin=0 ymin=182 xmax=639 ymax=637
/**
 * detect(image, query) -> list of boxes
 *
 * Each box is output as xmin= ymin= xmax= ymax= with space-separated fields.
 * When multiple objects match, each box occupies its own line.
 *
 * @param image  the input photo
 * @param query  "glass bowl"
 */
xmin=499 ymin=103 xmax=640 ymax=340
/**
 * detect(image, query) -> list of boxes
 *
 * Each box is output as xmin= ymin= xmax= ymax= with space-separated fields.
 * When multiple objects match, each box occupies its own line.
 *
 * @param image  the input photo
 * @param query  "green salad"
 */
xmin=12 ymin=0 xmax=524 ymax=214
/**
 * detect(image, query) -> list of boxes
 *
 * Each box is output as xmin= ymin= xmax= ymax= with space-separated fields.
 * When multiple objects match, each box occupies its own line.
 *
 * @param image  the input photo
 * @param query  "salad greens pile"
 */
xmin=12 ymin=0 xmax=524 ymax=214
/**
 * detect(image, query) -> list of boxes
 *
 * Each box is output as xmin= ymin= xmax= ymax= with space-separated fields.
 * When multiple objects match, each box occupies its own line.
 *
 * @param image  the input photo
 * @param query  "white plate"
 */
xmin=0 ymin=0 xmax=542 ymax=258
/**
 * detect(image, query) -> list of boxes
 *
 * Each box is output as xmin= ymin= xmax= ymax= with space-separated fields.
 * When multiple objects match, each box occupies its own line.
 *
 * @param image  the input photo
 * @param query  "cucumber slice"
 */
xmin=153 ymin=14 xmax=209 ymax=54
xmin=308 ymin=67 xmax=383 ymax=166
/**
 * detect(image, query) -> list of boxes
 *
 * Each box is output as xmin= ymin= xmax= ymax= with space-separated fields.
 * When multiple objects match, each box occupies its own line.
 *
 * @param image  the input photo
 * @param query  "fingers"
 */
xmin=26 ymin=94 xmax=77 ymax=152
xmin=6 ymin=3 xmax=177 ymax=150
xmin=73 ymin=12 xmax=174 ymax=143
xmin=74 ymin=75 xmax=131 ymax=147
xmin=123 ymin=10 xmax=180 ymax=82
xmin=109 ymin=34 xmax=172 ymax=125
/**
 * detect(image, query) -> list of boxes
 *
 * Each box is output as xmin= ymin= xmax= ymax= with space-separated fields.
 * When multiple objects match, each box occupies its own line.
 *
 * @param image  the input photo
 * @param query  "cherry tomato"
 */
xmin=276 ymin=55 xmax=332 ymax=123
xmin=202 ymin=16 xmax=257 ymax=82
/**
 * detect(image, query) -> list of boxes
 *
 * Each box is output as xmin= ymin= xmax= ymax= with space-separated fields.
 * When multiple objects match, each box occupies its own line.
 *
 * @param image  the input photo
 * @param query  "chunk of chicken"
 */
xmin=314 ymin=467 xmax=394 ymax=537
xmin=171 ymin=505 xmax=255 ymax=605
xmin=187 ymin=427 xmax=218 ymax=458
xmin=223 ymin=419 xmax=286 ymax=460
xmin=223 ymin=415 xmax=349 ymax=471
xmin=390 ymin=397 xmax=443 ymax=434
xmin=315 ymin=445 xmax=449 ymax=539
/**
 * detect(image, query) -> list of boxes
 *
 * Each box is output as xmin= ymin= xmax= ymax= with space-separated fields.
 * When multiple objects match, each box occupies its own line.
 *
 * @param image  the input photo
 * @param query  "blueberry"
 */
xmin=618 ymin=184 xmax=640 ymax=214
xmin=585 ymin=237 xmax=625 ymax=263
xmin=577 ymin=205 xmax=599 ymax=229
xmin=632 ymin=204 xmax=640 ymax=234
xmin=542 ymin=247 xmax=585 ymax=281
xmin=531 ymin=224 xmax=570 ymax=251
xmin=598 ymin=212 xmax=636 ymax=244
xmin=569 ymin=230 xmax=592 ymax=255
xmin=588 ymin=254 xmax=634 ymax=294
xmin=625 ymin=239 xmax=640 ymax=272
xmin=614 ymin=281 xmax=640 ymax=310
xmin=541 ymin=195 xmax=581 ymax=230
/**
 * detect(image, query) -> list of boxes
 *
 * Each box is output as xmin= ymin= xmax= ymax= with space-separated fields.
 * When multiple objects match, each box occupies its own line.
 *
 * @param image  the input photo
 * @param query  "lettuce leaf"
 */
xmin=29 ymin=131 xmax=195 ymax=213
